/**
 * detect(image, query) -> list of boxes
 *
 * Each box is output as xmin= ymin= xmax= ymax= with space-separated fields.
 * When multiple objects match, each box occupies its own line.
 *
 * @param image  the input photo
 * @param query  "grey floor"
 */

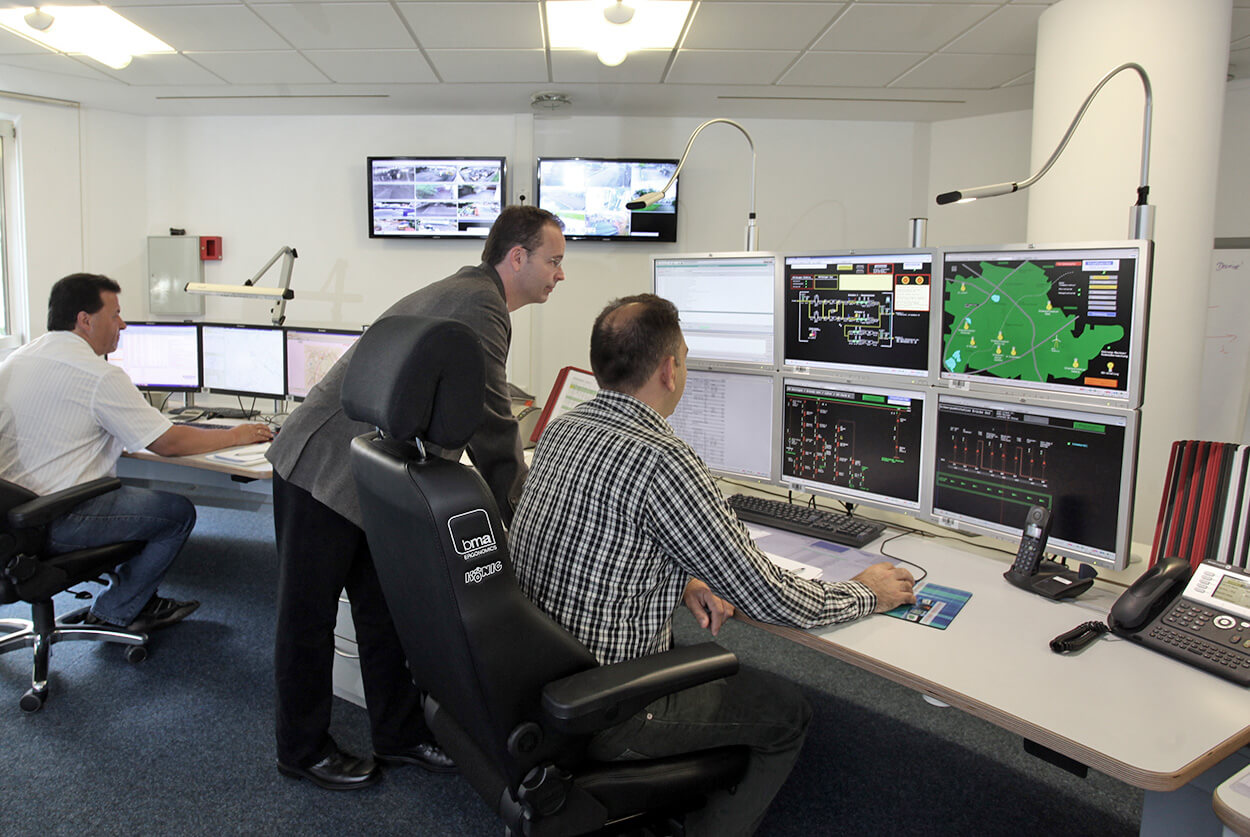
xmin=0 ymin=504 xmax=1143 ymax=835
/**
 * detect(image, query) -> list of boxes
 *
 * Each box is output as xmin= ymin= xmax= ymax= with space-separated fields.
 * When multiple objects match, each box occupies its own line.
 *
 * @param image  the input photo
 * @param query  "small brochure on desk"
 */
xmin=206 ymin=443 xmax=270 ymax=466
xmin=883 ymin=583 xmax=971 ymax=630
xmin=749 ymin=526 xmax=886 ymax=583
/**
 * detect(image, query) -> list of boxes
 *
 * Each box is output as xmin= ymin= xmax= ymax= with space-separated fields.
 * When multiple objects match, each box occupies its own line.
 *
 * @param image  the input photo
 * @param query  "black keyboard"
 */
xmin=173 ymin=421 xmax=230 ymax=430
xmin=726 ymin=494 xmax=885 ymax=548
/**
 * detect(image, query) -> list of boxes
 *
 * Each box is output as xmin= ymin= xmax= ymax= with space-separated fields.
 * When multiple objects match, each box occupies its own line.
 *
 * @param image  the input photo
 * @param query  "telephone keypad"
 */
xmin=1139 ymin=599 xmax=1250 ymax=685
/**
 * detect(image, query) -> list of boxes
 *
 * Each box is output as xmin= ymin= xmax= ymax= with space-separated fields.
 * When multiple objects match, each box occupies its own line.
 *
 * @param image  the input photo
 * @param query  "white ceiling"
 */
xmin=0 ymin=0 xmax=1247 ymax=121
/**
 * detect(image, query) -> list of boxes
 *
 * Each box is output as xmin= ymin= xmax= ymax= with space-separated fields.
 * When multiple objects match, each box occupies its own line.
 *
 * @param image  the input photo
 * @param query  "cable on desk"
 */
xmin=875 ymin=530 xmax=928 ymax=583
xmin=1049 ymin=621 xmax=1109 ymax=654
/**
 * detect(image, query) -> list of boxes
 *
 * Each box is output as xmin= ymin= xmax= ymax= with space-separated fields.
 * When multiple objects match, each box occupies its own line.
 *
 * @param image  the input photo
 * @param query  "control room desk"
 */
xmin=117 ymin=446 xmax=272 ymax=508
xmin=744 ymin=527 xmax=1250 ymax=793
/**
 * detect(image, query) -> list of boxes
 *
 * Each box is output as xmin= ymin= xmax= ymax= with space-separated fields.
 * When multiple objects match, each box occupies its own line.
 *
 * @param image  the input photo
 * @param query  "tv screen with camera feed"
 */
xmin=368 ymin=157 xmax=506 ymax=239
xmin=537 ymin=157 xmax=678 ymax=242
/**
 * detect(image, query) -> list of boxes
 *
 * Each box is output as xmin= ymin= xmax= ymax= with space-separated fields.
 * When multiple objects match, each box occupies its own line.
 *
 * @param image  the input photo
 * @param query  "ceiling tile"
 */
xmin=814 ymin=3 xmax=998 ymax=52
xmin=0 ymin=52 xmax=116 ymax=81
xmin=1233 ymin=8 xmax=1250 ymax=43
xmin=184 ymin=51 xmax=331 ymax=84
xmin=944 ymin=4 xmax=1045 ymax=55
xmin=425 ymin=49 xmax=548 ymax=83
xmin=892 ymin=52 xmax=1033 ymax=89
xmin=0 ymin=27 xmax=45 ymax=54
xmin=250 ymin=2 xmax=415 ymax=49
xmin=681 ymin=2 xmax=844 ymax=50
xmin=304 ymin=49 xmax=438 ymax=83
xmin=550 ymin=48 xmax=669 ymax=84
xmin=779 ymin=51 xmax=924 ymax=87
xmin=665 ymin=49 xmax=798 ymax=85
xmin=397 ymin=2 xmax=544 ymax=49
xmin=100 ymin=53 xmax=228 ymax=86
xmin=118 ymin=5 xmax=288 ymax=52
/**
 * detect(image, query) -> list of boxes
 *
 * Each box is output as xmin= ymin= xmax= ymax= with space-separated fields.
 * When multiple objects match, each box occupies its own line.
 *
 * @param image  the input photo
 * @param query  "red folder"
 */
xmin=529 ymin=366 xmax=598 ymax=444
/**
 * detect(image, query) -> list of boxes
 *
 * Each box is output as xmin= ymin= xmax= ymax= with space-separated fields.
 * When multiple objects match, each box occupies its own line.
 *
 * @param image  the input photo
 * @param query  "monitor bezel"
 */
xmin=669 ymin=368 xmax=781 ymax=485
xmin=536 ymin=156 xmax=679 ymax=243
xmin=106 ymin=321 xmax=203 ymax=392
xmin=781 ymin=248 xmax=939 ymax=388
xmin=779 ymin=377 xmax=933 ymax=517
xmin=200 ymin=322 xmax=288 ymax=400
xmin=934 ymin=240 xmax=1153 ymax=409
xmin=283 ymin=325 xmax=362 ymax=401
xmin=926 ymin=392 xmax=1139 ymax=571
xmin=367 ymin=155 xmax=507 ymax=240
xmin=653 ymin=250 xmax=781 ymax=373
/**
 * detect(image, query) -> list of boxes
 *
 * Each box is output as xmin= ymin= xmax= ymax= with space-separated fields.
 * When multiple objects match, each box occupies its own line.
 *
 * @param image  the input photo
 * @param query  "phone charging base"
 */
xmin=1005 ymin=560 xmax=1096 ymax=600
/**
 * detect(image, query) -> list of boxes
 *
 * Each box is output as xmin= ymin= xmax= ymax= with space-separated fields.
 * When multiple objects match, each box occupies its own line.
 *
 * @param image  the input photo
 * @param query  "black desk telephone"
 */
xmin=1053 ymin=556 xmax=1250 ymax=686
xmin=1003 ymin=505 xmax=1096 ymax=600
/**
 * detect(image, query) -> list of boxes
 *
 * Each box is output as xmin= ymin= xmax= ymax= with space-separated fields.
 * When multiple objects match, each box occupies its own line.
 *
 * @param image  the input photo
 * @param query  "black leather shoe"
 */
xmin=128 ymin=596 xmax=199 ymax=633
xmin=374 ymin=742 xmax=457 ymax=774
xmin=277 ymin=749 xmax=381 ymax=791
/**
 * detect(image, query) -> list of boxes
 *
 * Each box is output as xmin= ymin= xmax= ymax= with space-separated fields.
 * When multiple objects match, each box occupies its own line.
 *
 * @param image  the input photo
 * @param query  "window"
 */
xmin=0 ymin=117 xmax=22 ymax=353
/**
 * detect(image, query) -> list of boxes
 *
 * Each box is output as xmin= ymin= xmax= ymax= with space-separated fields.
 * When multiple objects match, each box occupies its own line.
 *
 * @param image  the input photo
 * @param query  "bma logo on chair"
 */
xmin=448 ymin=509 xmax=497 ymax=561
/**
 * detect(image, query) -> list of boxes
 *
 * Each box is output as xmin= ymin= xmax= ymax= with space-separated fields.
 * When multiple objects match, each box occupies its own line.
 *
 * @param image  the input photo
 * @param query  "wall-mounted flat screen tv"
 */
xmin=537 ymin=157 xmax=678 ymax=242
xmin=368 ymin=156 xmax=506 ymax=239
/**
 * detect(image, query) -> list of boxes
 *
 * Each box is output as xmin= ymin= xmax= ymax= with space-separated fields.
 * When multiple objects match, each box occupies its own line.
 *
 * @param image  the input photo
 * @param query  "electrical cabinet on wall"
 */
xmin=148 ymin=235 xmax=204 ymax=316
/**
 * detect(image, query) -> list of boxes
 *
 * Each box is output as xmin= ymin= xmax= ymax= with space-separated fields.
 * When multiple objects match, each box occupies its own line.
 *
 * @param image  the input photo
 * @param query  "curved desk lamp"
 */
xmin=185 ymin=245 xmax=297 ymax=326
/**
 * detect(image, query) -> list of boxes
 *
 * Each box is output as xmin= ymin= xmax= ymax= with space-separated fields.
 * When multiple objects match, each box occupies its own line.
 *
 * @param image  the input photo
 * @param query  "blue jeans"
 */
xmin=45 ymin=486 xmax=196 ymax=626
xmin=587 ymin=665 xmax=811 ymax=837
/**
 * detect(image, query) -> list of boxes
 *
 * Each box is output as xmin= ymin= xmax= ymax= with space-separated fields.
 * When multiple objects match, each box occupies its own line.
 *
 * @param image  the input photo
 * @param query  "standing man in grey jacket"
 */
xmin=267 ymin=206 xmax=566 ymax=790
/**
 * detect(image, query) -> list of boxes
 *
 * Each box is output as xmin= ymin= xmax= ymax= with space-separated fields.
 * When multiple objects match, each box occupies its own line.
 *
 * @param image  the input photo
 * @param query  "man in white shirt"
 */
xmin=0 ymin=273 xmax=273 ymax=631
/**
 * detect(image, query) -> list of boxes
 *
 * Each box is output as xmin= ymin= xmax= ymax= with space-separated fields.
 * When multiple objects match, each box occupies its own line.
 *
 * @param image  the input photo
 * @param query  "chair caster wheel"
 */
xmin=126 ymin=645 xmax=148 ymax=664
xmin=20 ymin=689 xmax=45 ymax=713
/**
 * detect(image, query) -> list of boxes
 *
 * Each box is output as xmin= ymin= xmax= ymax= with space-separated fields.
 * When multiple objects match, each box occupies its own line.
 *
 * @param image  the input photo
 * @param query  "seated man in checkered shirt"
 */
xmin=510 ymin=293 xmax=916 ymax=837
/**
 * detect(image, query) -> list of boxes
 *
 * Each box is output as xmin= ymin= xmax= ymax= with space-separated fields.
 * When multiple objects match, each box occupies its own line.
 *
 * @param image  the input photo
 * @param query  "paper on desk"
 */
xmin=763 ymin=552 xmax=823 ymax=581
xmin=206 ymin=443 xmax=270 ymax=465
xmin=748 ymin=526 xmax=884 ymax=582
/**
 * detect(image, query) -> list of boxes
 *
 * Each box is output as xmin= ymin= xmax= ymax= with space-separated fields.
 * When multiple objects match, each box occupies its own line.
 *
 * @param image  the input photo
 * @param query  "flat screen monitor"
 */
xmin=106 ymin=322 xmax=201 ymax=391
xmin=537 ymin=157 xmax=678 ymax=242
xmin=285 ymin=327 xmax=361 ymax=400
xmin=654 ymin=253 xmax=776 ymax=367
xmin=368 ymin=156 xmax=505 ymax=239
xmin=201 ymin=324 xmax=286 ymax=400
xmin=930 ymin=394 xmax=1137 ymax=570
xmin=667 ymin=370 xmax=775 ymax=482
xmin=938 ymin=242 xmax=1151 ymax=406
xmin=783 ymin=250 xmax=934 ymax=382
xmin=781 ymin=378 xmax=927 ymax=514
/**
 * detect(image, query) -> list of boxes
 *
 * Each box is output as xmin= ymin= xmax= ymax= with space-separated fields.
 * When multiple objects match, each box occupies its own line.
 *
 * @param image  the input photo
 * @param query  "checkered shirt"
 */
xmin=510 ymin=389 xmax=876 ymax=665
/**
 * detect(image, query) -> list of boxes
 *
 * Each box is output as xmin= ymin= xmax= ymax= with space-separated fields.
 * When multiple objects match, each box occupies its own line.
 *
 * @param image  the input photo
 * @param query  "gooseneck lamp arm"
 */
xmin=624 ymin=118 xmax=759 ymax=251
xmin=184 ymin=245 xmax=298 ymax=326
xmin=934 ymin=62 xmax=1154 ymax=239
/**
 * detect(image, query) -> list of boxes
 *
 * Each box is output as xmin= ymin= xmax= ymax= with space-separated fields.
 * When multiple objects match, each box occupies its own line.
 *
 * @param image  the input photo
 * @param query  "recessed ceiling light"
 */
xmin=0 ymin=5 xmax=175 ymax=70
xmin=547 ymin=0 xmax=690 ymax=66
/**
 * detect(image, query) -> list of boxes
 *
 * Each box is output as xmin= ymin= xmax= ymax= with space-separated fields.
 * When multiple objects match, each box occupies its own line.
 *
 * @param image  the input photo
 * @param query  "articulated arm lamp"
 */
xmin=185 ymin=245 xmax=298 ymax=326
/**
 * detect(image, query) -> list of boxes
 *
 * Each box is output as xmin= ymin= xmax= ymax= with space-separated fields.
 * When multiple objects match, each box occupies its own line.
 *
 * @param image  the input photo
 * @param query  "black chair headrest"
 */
xmin=341 ymin=315 xmax=485 ymax=448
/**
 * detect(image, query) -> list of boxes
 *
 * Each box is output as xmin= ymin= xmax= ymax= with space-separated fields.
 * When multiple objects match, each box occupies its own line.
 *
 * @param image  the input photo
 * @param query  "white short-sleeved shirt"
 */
xmin=0 ymin=331 xmax=172 ymax=494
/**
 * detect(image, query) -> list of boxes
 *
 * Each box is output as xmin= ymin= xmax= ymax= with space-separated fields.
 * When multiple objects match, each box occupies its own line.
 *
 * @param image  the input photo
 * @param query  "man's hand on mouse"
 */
xmin=852 ymin=562 xmax=917 ymax=612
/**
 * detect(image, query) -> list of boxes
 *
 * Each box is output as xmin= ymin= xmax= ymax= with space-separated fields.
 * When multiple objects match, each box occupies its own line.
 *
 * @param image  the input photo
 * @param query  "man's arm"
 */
xmin=146 ymin=422 xmax=274 ymax=457
xmin=682 ymin=578 xmax=734 ymax=636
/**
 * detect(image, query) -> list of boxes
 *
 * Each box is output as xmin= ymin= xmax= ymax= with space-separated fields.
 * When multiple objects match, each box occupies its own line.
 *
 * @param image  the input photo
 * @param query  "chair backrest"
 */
xmin=343 ymin=316 xmax=599 ymax=792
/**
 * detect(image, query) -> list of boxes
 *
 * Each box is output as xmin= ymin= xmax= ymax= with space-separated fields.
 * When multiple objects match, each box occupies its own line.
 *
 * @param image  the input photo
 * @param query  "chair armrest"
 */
xmin=541 ymin=643 xmax=738 ymax=735
xmin=7 ymin=477 xmax=122 ymax=529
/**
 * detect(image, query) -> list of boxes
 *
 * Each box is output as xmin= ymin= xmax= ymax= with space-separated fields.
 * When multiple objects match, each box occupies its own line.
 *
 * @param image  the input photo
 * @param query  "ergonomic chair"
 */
xmin=343 ymin=315 xmax=750 ymax=836
xmin=0 ymin=476 xmax=148 ymax=712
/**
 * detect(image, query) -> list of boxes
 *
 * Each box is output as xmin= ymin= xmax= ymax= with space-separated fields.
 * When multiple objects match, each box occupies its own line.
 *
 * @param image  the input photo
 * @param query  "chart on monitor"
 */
xmin=667 ymin=369 xmax=775 ymax=481
xmin=939 ymin=244 xmax=1149 ymax=406
xmin=654 ymin=254 xmax=776 ymax=367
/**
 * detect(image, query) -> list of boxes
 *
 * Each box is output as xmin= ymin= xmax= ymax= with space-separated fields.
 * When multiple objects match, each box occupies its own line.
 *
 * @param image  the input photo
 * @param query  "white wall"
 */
xmin=1215 ymin=78 xmax=1250 ymax=238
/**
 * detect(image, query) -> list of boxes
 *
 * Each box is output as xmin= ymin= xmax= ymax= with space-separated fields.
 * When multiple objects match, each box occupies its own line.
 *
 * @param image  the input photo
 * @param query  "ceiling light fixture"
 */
xmin=546 ymin=0 xmax=690 ymax=67
xmin=531 ymin=91 xmax=573 ymax=111
xmin=0 ymin=5 xmax=175 ymax=70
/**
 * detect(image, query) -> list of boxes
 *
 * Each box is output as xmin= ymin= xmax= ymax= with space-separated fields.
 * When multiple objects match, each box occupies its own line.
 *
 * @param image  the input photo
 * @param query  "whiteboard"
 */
xmin=1199 ymin=245 xmax=1250 ymax=443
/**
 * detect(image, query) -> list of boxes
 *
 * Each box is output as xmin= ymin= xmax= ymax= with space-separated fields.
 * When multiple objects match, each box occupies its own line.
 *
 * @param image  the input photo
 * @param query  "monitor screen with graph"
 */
xmin=938 ymin=242 xmax=1150 ymax=406
xmin=653 ymin=253 xmax=776 ymax=367
xmin=106 ymin=322 xmax=201 ymax=391
xmin=201 ymin=324 xmax=286 ymax=400
xmin=929 ymin=393 xmax=1137 ymax=570
xmin=285 ymin=327 xmax=360 ymax=400
xmin=667 ymin=369 xmax=776 ymax=482
xmin=780 ymin=378 xmax=927 ymax=513
xmin=783 ymin=250 xmax=934 ymax=382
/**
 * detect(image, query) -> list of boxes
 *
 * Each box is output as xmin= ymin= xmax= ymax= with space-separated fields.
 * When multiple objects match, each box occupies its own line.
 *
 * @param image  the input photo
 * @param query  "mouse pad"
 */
xmin=883 ymin=583 xmax=972 ymax=630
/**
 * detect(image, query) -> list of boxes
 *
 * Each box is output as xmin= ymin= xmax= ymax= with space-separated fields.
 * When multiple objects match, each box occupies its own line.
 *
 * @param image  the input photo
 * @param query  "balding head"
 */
xmin=589 ymin=294 xmax=683 ymax=394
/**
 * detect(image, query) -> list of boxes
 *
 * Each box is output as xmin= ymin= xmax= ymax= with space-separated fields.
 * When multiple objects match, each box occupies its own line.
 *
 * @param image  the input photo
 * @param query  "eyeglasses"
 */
xmin=525 ymin=249 xmax=563 ymax=269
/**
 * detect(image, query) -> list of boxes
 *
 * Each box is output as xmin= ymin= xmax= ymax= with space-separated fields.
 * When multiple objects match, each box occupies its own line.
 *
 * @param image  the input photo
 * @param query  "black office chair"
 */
xmin=343 ymin=315 xmax=750 ymax=837
xmin=0 ymin=476 xmax=148 ymax=712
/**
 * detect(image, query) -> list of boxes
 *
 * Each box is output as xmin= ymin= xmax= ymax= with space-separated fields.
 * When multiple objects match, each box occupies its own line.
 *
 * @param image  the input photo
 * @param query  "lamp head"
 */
xmin=603 ymin=1 xmax=635 ymax=25
xmin=625 ymin=190 xmax=665 ymax=211
xmin=24 ymin=8 xmax=53 ymax=31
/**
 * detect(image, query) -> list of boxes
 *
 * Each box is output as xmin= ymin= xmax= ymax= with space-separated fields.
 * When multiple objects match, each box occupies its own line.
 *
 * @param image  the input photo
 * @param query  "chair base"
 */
xmin=0 ymin=605 xmax=147 ymax=712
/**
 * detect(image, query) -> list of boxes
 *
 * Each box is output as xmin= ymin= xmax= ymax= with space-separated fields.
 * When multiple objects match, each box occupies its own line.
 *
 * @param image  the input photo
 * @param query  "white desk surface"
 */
xmin=1216 ymin=762 xmax=1250 ymax=836
xmin=122 ymin=446 xmax=272 ymax=480
xmin=745 ymin=526 xmax=1250 ymax=791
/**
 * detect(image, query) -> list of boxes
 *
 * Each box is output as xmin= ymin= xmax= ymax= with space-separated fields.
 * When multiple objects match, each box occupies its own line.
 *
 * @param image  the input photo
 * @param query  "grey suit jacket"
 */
xmin=267 ymin=263 xmax=525 ymax=527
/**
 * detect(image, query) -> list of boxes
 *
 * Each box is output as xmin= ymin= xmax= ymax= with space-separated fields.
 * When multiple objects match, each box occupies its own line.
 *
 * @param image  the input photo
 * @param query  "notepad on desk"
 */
xmin=206 ymin=443 xmax=271 ymax=466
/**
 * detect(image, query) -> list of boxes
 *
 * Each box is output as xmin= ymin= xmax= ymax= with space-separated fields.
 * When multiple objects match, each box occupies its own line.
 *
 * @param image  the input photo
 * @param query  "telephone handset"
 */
xmin=1003 ymin=505 xmax=1094 ymax=600
xmin=1106 ymin=557 xmax=1250 ymax=686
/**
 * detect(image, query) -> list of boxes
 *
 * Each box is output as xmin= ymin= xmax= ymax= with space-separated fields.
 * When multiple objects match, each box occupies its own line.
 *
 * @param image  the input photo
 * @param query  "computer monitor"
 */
xmin=106 ymin=322 xmax=201 ymax=391
xmin=930 ymin=393 xmax=1138 ymax=570
xmin=201 ymin=324 xmax=286 ymax=400
xmin=783 ymin=250 xmax=935 ymax=383
xmin=537 ymin=157 xmax=678 ymax=242
xmin=653 ymin=253 xmax=777 ymax=368
xmin=285 ymin=327 xmax=360 ymax=400
xmin=938 ymin=242 xmax=1152 ymax=406
xmin=780 ymin=378 xmax=928 ymax=514
xmin=667 ymin=370 xmax=776 ymax=482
